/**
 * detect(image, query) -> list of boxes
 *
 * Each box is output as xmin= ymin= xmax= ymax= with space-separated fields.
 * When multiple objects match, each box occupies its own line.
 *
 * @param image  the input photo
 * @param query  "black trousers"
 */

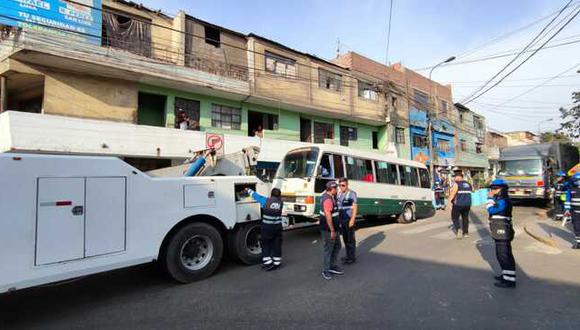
xmin=495 ymin=239 xmax=516 ymax=282
xmin=451 ymin=205 xmax=470 ymax=234
xmin=340 ymin=217 xmax=356 ymax=261
xmin=572 ymin=211 xmax=580 ymax=244
xmin=553 ymin=196 xmax=565 ymax=218
xmin=261 ymin=223 xmax=282 ymax=266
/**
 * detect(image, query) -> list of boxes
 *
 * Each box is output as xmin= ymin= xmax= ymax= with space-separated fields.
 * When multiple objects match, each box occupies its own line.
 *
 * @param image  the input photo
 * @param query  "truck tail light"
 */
xmin=304 ymin=196 xmax=315 ymax=204
xmin=536 ymin=180 xmax=544 ymax=187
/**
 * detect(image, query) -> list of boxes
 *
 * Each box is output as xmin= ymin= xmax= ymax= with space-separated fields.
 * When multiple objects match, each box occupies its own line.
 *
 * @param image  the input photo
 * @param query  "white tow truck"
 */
xmin=0 ymin=153 xmax=265 ymax=293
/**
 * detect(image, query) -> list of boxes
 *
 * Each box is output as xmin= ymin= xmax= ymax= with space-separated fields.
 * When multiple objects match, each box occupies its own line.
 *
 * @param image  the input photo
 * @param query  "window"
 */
xmin=441 ymin=100 xmax=448 ymax=115
xmin=313 ymin=122 xmax=334 ymax=143
xmin=340 ymin=126 xmax=357 ymax=146
xmin=460 ymin=139 xmax=467 ymax=151
xmin=437 ymin=139 xmax=450 ymax=153
xmin=102 ymin=10 xmax=152 ymax=57
xmin=319 ymin=154 xmax=333 ymax=178
xmin=413 ymin=89 xmax=429 ymax=109
xmin=395 ymin=128 xmax=406 ymax=144
xmin=333 ymin=154 xmax=345 ymax=178
xmin=265 ymin=51 xmax=296 ymax=78
xmin=346 ymin=157 xmax=374 ymax=182
xmin=174 ymin=97 xmax=200 ymax=130
xmin=376 ymin=161 xmax=399 ymax=185
xmin=211 ymin=104 xmax=241 ymax=130
xmin=419 ymin=168 xmax=430 ymax=188
xmin=248 ymin=111 xmax=278 ymax=136
xmin=399 ymin=165 xmax=419 ymax=187
xmin=204 ymin=25 xmax=220 ymax=47
xmin=372 ymin=131 xmax=379 ymax=149
xmin=391 ymin=96 xmax=398 ymax=108
xmin=459 ymin=113 xmax=464 ymax=123
xmin=413 ymin=134 xmax=427 ymax=148
xmin=358 ymin=81 xmax=378 ymax=101
xmin=476 ymin=142 xmax=483 ymax=154
xmin=319 ymin=69 xmax=342 ymax=92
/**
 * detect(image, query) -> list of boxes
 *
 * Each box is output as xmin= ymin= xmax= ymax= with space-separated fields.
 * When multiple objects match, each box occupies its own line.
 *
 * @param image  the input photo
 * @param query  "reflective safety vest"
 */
xmin=554 ymin=181 xmax=568 ymax=198
xmin=262 ymin=197 xmax=283 ymax=225
xmin=454 ymin=181 xmax=472 ymax=207
xmin=566 ymin=186 xmax=580 ymax=213
xmin=488 ymin=196 xmax=514 ymax=241
xmin=338 ymin=190 xmax=356 ymax=219
xmin=319 ymin=192 xmax=339 ymax=231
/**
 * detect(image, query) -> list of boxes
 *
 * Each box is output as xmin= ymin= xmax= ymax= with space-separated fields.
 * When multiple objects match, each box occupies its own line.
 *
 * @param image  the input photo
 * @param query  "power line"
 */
xmin=463 ymin=6 xmax=580 ymax=105
xmin=460 ymin=0 xmax=574 ymax=104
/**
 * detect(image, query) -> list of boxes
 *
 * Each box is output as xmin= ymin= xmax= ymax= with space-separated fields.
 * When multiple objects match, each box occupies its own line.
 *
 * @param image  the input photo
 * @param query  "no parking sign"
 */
xmin=206 ymin=134 xmax=224 ymax=156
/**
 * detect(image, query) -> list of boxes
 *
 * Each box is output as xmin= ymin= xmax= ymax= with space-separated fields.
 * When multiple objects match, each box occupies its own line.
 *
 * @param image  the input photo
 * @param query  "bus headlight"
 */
xmin=296 ymin=196 xmax=315 ymax=204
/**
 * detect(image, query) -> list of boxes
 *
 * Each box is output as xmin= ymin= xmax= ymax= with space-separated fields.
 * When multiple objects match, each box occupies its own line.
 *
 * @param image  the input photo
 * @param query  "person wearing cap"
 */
xmin=448 ymin=172 xmax=473 ymax=239
xmin=553 ymin=171 xmax=569 ymax=221
xmin=487 ymin=179 xmax=516 ymax=288
xmin=564 ymin=172 xmax=580 ymax=249
xmin=337 ymin=178 xmax=358 ymax=264
xmin=319 ymin=181 xmax=343 ymax=280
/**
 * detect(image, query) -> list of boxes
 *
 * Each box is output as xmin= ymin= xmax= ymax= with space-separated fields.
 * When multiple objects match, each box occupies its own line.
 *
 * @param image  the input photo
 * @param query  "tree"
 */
xmin=557 ymin=91 xmax=580 ymax=139
xmin=540 ymin=131 xmax=570 ymax=143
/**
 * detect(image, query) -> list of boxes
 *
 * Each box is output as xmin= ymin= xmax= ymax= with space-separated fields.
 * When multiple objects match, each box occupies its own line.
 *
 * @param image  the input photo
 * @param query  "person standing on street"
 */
xmin=433 ymin=178 xmax=446 ymax=210
xmin=337 ymin=178 xmax=358 ymax=264
xmin=246 ymin=187 xmax=284 ymax=270
xmin=448 ymin=172 xmax=473 ymax=239
xmin=486 ymin=179 xmax=516 ymax=288
xmin=564 ymin=172 xmax=580 ymax=249
xmin=320 ymin=181 xmax=343 ymax=280
xmin=553 ymin=171 xmax=569 ymax=221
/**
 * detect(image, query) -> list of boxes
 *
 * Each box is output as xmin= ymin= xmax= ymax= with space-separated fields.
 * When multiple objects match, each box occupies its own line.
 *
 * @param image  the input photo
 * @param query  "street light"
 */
xmin=427 ymin=56 xmax=456 ymax=184
xmin=538 ymin=118 xmax=554 ymax=137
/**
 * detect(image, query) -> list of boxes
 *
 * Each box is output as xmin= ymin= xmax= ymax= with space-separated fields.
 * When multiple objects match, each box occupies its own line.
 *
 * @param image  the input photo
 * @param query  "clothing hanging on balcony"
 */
xmin=102 ymin=11 xmax=151 ymax=58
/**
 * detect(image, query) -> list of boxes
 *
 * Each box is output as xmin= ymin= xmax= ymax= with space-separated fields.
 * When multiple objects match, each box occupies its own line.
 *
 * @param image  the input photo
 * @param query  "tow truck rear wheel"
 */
xmin=163 ymin=222 xmax=223 ymax=283
xmin=228 ymin=222 xmax=262 ymax=265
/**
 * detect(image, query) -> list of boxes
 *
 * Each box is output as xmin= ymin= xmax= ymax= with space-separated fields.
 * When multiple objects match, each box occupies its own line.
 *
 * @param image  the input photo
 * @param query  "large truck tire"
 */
xmin=162 ymin=222 xmax=224 ymax=283
xmin=397 ymin=203 xmax=415 ymax=224
xmin=228 ymin=222 xmax=262 ymax=265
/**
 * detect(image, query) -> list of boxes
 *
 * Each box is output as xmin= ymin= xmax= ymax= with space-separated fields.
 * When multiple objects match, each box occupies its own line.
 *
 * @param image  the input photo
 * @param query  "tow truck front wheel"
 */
xmin=163 ymin=222 xmax=223 ymax=283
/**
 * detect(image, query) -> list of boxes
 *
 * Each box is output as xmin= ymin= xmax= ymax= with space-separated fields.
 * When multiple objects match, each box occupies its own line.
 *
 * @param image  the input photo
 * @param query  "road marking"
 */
xmin=401 ymin=221 xmax=451 ymax=234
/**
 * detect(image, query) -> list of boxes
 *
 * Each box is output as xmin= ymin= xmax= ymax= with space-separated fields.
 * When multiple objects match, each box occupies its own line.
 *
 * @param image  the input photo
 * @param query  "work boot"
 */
xmin=494 ymin=275 xmax=503 ymax=281
xmin=494 ymin=280 xmax=516 ymax=289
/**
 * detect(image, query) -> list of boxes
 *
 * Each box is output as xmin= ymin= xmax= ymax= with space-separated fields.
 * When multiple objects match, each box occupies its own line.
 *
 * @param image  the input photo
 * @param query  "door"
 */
xmin=85 ymin=177 xmax=127 ymax=257
xmin=340 ymin=126 xmax=350 ymax=146
xmin=300 ymin=118 xmax=312 ymax=142
xmin=36 ymin=178 xmax=85 ymax=265
xmin=138 ymin=92 xmax=166 ymax=127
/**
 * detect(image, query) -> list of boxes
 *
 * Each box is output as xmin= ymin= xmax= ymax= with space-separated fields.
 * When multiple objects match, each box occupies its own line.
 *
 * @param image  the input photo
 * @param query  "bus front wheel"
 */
xmin=397 ymin=204 xmax=415 ymax=224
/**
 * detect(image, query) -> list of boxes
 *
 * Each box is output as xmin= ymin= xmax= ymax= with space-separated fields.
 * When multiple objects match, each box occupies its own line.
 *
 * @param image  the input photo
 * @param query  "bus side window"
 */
xmin=319 ymin=154 xmax=333 ymax=178
xmin=376 ymin=161 xmax=396 ymax=184
xmin=346 ymin=157 xmax=373 ymax=182
xmin=333 ymin=154 xmax=345 ymax=179
xmin=389 ymin=163 xmax=399 ymax=185
xmin=410 ymin=167 xmax=419 ymax=187
xmin=419 ymin=168 xmax=430 ymax=188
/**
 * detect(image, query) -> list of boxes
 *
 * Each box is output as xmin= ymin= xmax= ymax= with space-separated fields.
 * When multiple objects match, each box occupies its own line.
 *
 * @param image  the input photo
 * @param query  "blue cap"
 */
xmin=490 ymin=179 xmax=508 ymax=188
xmin=557 ymin=170 xmax=567 ymax=177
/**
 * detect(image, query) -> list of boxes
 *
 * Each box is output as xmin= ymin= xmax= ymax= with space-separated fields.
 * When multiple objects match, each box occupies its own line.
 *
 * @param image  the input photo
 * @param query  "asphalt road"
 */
xmin=2 ymin=205 xmax=580 ymax=329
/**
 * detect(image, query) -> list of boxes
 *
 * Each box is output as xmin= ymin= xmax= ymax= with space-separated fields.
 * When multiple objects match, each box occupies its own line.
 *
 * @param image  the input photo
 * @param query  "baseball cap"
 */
xmin=326 ymin=181 xmax=338 ymax=190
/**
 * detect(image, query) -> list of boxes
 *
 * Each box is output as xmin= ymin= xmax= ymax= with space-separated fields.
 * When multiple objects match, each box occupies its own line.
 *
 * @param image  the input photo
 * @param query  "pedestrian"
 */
xmin=553 ymin=171 xmax=569 ymax=221
xmin=448 ymin=172 xmax=473 ymax=239
xmin=433 ymin=178 xmax=445 ymax=210
xmin=246 ymin=187 xmax=284 ymax=270
xmin=320 ymin=181 xmax=343 ymax=280
xmin=337 ymin=178 xmax=358 ymax=264
xmin=564 ymin=172 xmax=580 ymax=249
xmin=486 ymin=179 xmax=516 ymax=288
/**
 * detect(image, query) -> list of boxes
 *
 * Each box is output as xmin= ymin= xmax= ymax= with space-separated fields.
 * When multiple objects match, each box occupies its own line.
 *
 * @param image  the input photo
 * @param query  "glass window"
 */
xmin=276 ymin=148 xmax=319 ymax=179
xmin=376 ymin=161 xmax=399 ymax=185
xmin=499 ymin=159 xmax=542 ymax=176
xmin=440 ymin=100 xmax=448 ymax=115
xmin=419 ymin=168 xmax=430 ymax=188
xmin=413 ymin=89 xmax=429 ymax=108
xmin=211 ymin=104 xmax=241 ymax=130
xmin=399 ymin=165 xmax=419 ymax=187
xmin=358 ymin=81 xmax=378 ymax=101
xmin=413 ymin=134 xmax=427 ymax=148
xmin=319 ymin=154 xmax=333 ymax=178
xmin=460 ymin=139 xmax=467 ymax=151
xmin=333 ymin=154 xmax=345 ymax=179
xmin=204 ymin=25 xmax=220 ymax=47
xmin=437 ymin=139 xmax=450 ymax=153
xmin=265 ymin=51 xmax=296 ymax=78
xmin=319 ymin=69 xmax=342 ymax=92
xmin=175 ymin=97 xmax=200 ymax=130
xmin=346 ymin=157 xmax=374 ymax=182
xmin=395 ymin=128 xmax=406 ymax=144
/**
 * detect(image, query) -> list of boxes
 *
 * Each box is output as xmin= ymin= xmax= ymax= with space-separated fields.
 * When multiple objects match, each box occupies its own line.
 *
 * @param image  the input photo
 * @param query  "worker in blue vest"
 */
xmin=320 ymin=181 xmax=343 ymax=280
xmin=433 ymin=178 xmax=446 ymax=210
xmin=337 ymin=178 xmax=358 ymax=264
xmin=448 ymin=172 xmax=473 ymax=239
xmin=553 ymin=171 xmax=569 ymax=221
xmin=564 ymin=172 xmax=580 ymax=249
xmin=246 ymin=187 xmax=284 ymax=270
xmin=486 ymin=179 xmax=516 ymax=289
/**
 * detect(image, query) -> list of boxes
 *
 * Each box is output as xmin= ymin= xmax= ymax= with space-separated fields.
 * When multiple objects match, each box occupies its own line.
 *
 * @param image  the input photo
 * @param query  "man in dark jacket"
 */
xmin=448 ymin=172 xmax=473 ymax=239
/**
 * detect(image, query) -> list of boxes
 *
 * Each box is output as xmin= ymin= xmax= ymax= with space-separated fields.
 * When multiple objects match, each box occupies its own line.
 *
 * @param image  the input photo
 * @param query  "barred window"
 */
xmin=211 ymin=104 xmax=241 ymax=130
xmin=358 ymin=81 xmax=378 ymax=101
xmin=319 ymin=69 xmax=342 ymax=91
xmin=395 ymin=128 xmax=406 ymax=144
xmin=265 ymin=51 xmax=296 ymax=78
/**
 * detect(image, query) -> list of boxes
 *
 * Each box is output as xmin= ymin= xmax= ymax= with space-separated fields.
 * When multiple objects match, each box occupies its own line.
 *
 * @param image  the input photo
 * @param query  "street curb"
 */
xmin=524 ymin=225 xmax=558 ymax=248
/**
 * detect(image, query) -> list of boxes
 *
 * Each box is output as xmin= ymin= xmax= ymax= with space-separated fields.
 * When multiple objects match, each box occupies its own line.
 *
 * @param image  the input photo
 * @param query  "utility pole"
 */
xmin=427 ymin=56 xmax=455 ymax=185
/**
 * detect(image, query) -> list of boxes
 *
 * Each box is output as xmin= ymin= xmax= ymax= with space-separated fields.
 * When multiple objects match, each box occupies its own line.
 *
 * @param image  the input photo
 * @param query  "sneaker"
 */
xmin=463 ymin=233 xmax=470 ymax=238
xmin=328 ymin=265 xmax=344 ymax=275
xmin=263 ymin=264 xmax=276 ymax=271
xmin=322 ymin=270 xmax=332 ymax=280
xmin=267 ymin=264 xmax=281 ymax=271
xmin=494 ymin=280 xmax=516 ymax=289
xmin=342 ymin=258 xmax=356 ymax=265
xmin=456 ymin=230 xmax=463 ymax=240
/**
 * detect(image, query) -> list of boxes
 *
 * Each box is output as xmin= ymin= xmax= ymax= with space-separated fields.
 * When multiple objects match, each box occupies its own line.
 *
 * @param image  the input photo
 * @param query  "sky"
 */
xmin=139 ymin=0 xmax=580 ymax=133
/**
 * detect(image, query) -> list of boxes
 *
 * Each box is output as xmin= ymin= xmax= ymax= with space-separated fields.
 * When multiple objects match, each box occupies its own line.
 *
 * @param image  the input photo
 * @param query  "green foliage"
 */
xmin=557 ymin=91 xmax=580 ymax=139
xmin=540 ymin=131 xmax=571 ymax=143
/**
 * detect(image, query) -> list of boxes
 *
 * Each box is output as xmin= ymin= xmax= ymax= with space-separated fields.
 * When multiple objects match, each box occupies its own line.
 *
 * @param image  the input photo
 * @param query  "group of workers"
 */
xmin=246 ymin=169 xmax=580 ymax=289
xmin=553 ymin=171 xmax=580 ymax=249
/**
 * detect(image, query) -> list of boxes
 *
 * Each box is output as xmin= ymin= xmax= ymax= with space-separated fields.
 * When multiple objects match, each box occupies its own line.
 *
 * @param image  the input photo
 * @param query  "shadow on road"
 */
xmin=538 ymin=222 xmax=575 ymax=245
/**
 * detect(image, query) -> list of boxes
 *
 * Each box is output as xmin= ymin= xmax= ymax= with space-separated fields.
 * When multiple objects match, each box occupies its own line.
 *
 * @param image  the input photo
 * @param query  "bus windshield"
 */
xmin=499 ymin=159 xmax=542 ymax=176
xmin=276 ymin=148 xmax=319 ymax=179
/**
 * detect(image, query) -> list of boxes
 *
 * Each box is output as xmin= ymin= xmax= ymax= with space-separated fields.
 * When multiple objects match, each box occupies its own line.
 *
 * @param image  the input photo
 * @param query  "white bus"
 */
xmin=272 ymin=145 xmax=435 ymax=225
